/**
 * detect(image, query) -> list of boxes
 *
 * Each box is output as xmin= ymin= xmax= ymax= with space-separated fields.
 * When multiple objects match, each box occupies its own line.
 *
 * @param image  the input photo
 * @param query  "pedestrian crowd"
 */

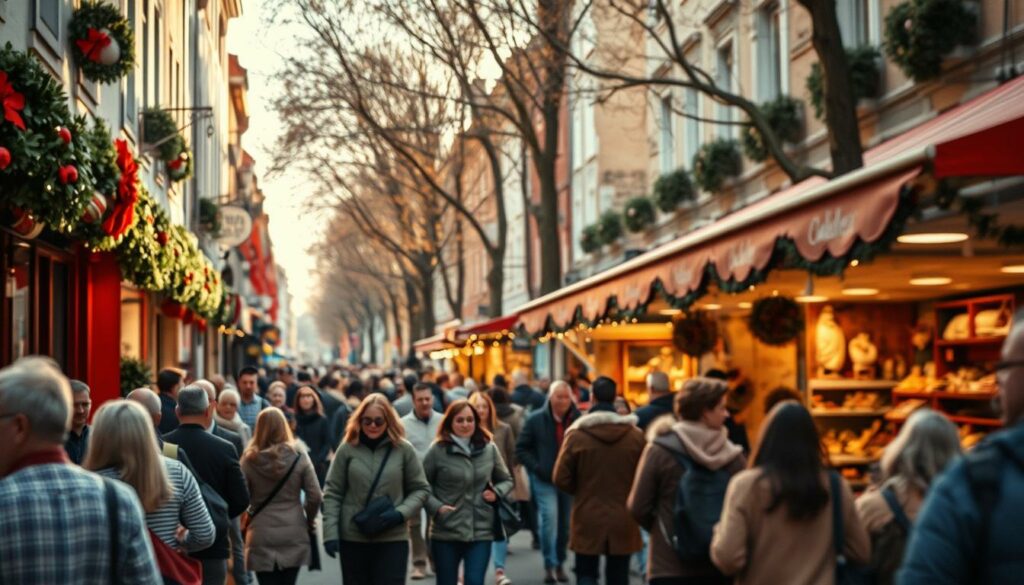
xmin=2 ymin=315 xmax=1024 ymax=585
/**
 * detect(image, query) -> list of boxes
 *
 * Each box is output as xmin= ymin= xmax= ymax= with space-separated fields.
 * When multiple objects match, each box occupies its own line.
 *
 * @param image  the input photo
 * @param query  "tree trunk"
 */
xmin=479 ymin=137 xmax=508 ymax=317
xmin=418 ymin=267 xmax=437 ymax=338
xmin=535 ymin=151 xmax=562 ymax=294
xmin=521 ymin=144 xmax=536 ymax=300
xmin=365 ymin=314 xmax=378 ymax=364
xmin=800 ymin=0 xmax=864 ymax=175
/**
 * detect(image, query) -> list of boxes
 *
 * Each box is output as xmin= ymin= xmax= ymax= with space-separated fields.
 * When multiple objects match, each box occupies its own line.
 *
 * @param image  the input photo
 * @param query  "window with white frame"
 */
xmin=837 ymin=0 xmax=872 ymax=48
xmin=715 ymin=41 xmax=735 ymax=138
xmin=660 ymin=94 xmax=675 ymax=173
xmin=756 ymin=1 xmax=784 ymax=102
xmin=683 ymin=87 xmax=701 ymax=168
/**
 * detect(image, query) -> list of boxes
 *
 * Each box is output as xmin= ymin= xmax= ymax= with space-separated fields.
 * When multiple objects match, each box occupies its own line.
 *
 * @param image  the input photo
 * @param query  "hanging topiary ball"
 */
xmin=672 ymin=311 xmax=718 ymax=357
xmin=748 ymin=296 xmax=803 ymax=346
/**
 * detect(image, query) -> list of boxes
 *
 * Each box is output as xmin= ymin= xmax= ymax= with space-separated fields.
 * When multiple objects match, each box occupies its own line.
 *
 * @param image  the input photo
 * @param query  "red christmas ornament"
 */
xmin=160 ymin=299 xmax=187 ymax=319
xmin=0 ymin=146 xmax=10 ymax=170
xmin=195 ymin=318 xmax=208 ymax=330
xmin=58 ymin=165 xmax=79 ymax=185
xmin=156 ymin=231 xmax=169 ymax=246
xmin=57 ymin=126 xmax=72 ymax=145
xmin=182 ymin=310 xmax=195 ymax=325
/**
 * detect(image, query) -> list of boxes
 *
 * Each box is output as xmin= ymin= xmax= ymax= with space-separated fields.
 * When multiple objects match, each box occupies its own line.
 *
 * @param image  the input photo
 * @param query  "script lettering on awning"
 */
xmin=807 ymin=208 xmax=856 ymax=247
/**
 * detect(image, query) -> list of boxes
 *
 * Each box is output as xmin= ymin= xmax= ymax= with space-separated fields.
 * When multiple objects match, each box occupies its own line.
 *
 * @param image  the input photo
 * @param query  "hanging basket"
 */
xmin=672 ymin=311 xmax=718 ymax=357
xmin=9 ymin=207 xmax=45 ymax=239
xmin=69 ymin=1 xmax=136 ymax=84
xmin=748 ymin=296 xmax=803 ymax=346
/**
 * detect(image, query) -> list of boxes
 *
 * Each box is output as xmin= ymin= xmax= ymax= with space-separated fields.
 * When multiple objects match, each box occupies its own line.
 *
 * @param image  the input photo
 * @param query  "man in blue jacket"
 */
xmin=516 ymin=381 xmax=580 ymax=583
xmin=899 ymin=312 xmax=1024 ymax=584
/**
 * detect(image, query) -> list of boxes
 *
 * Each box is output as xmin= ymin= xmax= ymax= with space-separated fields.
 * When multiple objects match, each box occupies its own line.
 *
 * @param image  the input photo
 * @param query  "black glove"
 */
xmin=382 ymin=509 xmax=404 ymax=530
xmin=324 ymin=539 xmax=340 ymax=558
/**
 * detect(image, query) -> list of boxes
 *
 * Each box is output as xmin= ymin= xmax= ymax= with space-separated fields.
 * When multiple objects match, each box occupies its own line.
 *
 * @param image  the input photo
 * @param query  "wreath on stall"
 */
xmin=0 ymin=44 xmax=94 ymax=235
xmin=624 ymin=196 xmax=656 ymax=233
xmin=672 ymin=311 xmax=718 ymax=357
xmin=807 ymin=46 xmax=881 ymax=120
xmin=652 ymin=168 xmax=695 ymax=213
xmin=693 ymin=139 xmax=742 ymax=193
xmin=883 ymin=0 xmax=976 ymax=82
xmin=742 ymin=95 xmax=803 ymax=162
xmin=69 ymin=1 xmax=136 ymax=84
xmin=748 ymin=296 xmax=803 ymax=346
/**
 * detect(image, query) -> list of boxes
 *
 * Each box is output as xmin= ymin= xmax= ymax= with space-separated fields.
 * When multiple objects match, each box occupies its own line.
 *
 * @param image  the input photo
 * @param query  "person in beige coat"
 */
xmin=241 ymin=407 xmax=322 ymax=585
xmin=710 ymin=402 xmax=870 ymax=585
xmin=628 ymin=377 xmax=746 ymax=585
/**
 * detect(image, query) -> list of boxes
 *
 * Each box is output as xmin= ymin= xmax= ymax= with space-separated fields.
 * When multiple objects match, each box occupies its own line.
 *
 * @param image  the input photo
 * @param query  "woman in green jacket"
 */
xmin=424 ymin=399 xmax=514 ymax=585
xmin=322 ymin=393 xmax=430 ymax=585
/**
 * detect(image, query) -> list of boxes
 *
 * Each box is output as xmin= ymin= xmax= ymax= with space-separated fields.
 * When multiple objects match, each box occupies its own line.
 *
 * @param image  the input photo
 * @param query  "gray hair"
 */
xmin=464 ymin=379 xmax=479 ymax=393
xmin=218 ymin=388 xmax=240 ymax=405
xmin=69 ymin=379 xmax=91 ymax=396
xmin=126 ymin=388 xmax=161 ymax=415
xmin=549 ymin=380 xmax=573 ymax=398
xmin=0 ymin=356 xmax=72 ymax=443
xmin=646 ymin=371 xmax=670 ymax=394
xmin=881 ymin=408 xmax=962 ymax=490
xmin=177 ymin=385 xmax=210 ymax=416
xmin=193 ymin=379 xmax=217 ymax=402
xmin=511 ymin=370 xmax=529 ymax=387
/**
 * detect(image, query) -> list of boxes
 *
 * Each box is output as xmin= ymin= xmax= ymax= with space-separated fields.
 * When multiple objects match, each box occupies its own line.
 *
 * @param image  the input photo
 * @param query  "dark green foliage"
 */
xmin=120 ymin=356 xmax=152 ymax=397
xmin=749 ymin=296 xmax=803 ymax=346
xmin=142 ymin=108 xmax=186 ymax=161
xmin=692 ymin=139 xmax=742 ymax=193
xmin=742 ymin=96 xmax=803 ymax=162
xmin=883 ymin=0 xmax=976 ymax=82
xmin=597 ymin=209 xmax=623 ymax=245
xmin=580 ymin=224 xmax=601 ymax=253
xmin=199 ymin=198 xmax=220 ymax=235
xmin=652 ymin=168 xmax=695 ymax=212
xmin=806 ymin=46 xmax=882 ymax=120
xmin=672 ymin=311 xmax=718 ymax=357
xmin=624 ymin=196 xmax=656 ymax=233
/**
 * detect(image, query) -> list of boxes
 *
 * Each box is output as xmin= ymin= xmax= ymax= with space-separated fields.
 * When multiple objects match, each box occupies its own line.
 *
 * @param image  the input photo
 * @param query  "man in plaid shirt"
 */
xmin=0 ymin=357 xmax=161 ymax=584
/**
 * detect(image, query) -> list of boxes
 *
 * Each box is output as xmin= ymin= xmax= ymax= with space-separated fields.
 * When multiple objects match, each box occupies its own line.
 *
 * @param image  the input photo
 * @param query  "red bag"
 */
xmin=148 ymin=528 xmax=202 ymax=585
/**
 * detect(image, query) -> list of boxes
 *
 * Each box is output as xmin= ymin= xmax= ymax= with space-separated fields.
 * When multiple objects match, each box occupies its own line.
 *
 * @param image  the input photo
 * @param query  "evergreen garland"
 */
xmin=624 ymin=196 xmax=656 ymax=233
xmin=693 ymin=139 xmax=742 ymax=193
xmin=742 ymin=96 xmax=803 ymax=162
xmin=807 ymin=46 xmax=882 ymax=120
xmin=69 ymin=1 xmax=136 ymax=84
xmin=883 ymin=0 xmax=976 ymax=82
xmin=652 ymin=168 xmax=695 ymax=212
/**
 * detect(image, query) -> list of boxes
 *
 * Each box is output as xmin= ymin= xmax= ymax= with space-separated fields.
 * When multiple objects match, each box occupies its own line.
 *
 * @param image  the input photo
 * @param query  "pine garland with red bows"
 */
xmin=69 ymin=1 xmax=135 ymax=84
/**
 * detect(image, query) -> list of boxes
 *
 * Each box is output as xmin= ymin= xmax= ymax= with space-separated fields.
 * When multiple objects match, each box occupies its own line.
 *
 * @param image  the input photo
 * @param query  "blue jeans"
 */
xmin=432 ymin=540 xmax=492 ymax=585
xmin=531 ymin=474 xmax=571 ymax=570
xmin=492 ymin=539 xmax=508 ymax=571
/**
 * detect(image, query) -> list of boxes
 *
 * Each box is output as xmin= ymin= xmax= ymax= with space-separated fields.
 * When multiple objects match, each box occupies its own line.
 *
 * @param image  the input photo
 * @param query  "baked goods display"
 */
xmin=822 ymin=420 xmax=895 ymax=461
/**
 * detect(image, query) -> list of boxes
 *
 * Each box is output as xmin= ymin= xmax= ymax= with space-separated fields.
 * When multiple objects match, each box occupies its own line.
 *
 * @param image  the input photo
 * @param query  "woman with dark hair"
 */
xmin=423 ymin=399 xmax=513 ymax=585
xmin=628 ymin=377 xmax=746 ymax=585
xmin=711 ymin=402 xmax=870 ymax=584
xmin=294 ymin=385 xmax=332 ymax=486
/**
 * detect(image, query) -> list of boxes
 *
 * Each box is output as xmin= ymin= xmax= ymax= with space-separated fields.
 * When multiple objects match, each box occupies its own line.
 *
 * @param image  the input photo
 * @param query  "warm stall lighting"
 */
xmin=703 ymin=303 xmax=722 ymax=310
xmin=1001 ymin=262 xmax=1024 ymax=274
xmin=897 ymin=232 xmax=969 ymax=244
xmin=910 ymin=275 xmax=952 ymax=286
xmin=795 ymin=295 xmax=829 ymax=303
xmin=842 ymin=287 xmax=879 ymax=296
xmin=659 ymin=309 xmax=682 ymax=316
xmin=737 ymin=302 xmax=752 ymax=309
xmin=849 ymin=259 xmax=860 ymax=267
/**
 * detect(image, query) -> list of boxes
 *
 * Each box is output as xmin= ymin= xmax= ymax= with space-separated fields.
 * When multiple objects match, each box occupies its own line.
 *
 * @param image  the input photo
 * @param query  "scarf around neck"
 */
xmin=673 ymin=420 xmax=743 ymax=470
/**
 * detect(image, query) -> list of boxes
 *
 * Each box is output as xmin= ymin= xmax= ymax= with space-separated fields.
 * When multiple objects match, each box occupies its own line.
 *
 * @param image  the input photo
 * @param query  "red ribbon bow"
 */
xmin=0 ymin=71 xmax=26 ymax=131
xmin=168 ymin=157 xmax=184 ymax=171
xmin=103 ymin=139 xmax=140 ymax=239
xmin=75 ymin=28 xmax=111 ymax=63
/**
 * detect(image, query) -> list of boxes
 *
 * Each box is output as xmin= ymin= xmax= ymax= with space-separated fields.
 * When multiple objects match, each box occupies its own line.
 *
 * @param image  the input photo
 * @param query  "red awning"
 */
xmin=413 ymin=333 xmax=453 ymax=353
xmin=456 ymin=314 xmax=519 ymax=339
xmin=517 ymin=76 xmax=1024 ymax=334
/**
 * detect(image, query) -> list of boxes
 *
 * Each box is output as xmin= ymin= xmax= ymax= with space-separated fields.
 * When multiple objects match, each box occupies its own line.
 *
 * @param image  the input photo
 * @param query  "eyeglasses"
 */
xmin=994 ymin=360 xmax=1024 ymax=372
xmin=360 ymin=417 xmax=387 ymax=428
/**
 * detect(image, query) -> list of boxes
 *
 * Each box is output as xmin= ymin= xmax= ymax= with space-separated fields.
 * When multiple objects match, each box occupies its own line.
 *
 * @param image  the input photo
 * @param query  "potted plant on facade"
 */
xmin=199 ymin=198 xmax=221 ymax=236
xmin=742 ymin=95 xmax=803 ymax=162
xmin=693 ymin=139 xmax=742 ymax=194
xmin=141 ymin=108 xmax=193 ymax=183
xmin=580 ymin=224 xmax=601 ymax=255
xmin=69 ymin=1 xmax=136 ymax=84
xmin=597 ymin=209 xmax=624 ymax=248
xmin=624 ymin=196 xmax=656 ymax=233
xmin=883 ymin=0 xmax=977 ymax=83
xmin=119 ymin=356 xmax=152 ymax=397
xmin=807 ymin=46 xmax=882 ymax=120
xmin=652 ymin=168 xmax=696 ymax=213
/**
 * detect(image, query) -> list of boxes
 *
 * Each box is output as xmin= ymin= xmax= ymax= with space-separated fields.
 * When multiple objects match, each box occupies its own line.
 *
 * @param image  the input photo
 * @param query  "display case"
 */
xmin=621 ymin=341 xmax=694 ymax=407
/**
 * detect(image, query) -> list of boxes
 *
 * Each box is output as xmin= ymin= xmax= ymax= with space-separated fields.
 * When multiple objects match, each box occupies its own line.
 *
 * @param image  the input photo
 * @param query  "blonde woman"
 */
xmin=241 ymin=408 xmax=322 ymax=585
xmin=86 ymin=400 xmax=215 ymax=552
xmin=322 ymin=393 xmax=430 ymax=585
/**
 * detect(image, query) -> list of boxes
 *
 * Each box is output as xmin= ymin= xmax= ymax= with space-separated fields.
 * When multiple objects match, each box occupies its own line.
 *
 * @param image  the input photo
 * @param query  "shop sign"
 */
xmin=727 ymin=240 xmax=756 ymax=272
xmin=217 ymin=206 xmax=253 ymax=248
xmin=807 ymin=208 xmax=855 ymax=247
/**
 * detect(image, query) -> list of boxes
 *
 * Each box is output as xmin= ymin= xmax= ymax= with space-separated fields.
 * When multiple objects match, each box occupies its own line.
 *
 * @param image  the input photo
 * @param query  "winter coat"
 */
xmin=899 ymin=423 xmax=1024 ymax=585
xmin=553 ymin=411 xmax=646 ymax=555
xmin=627 ymin=421 xmax=745 ymax=581
xmin=634 ymin=394 xmax=675 ymax=431
xmin=322 ymin=436 xmax=430 ymax=543
xmin=423 ymin=439 xmax=513 ymax=542
xmin=511 ymin=384 xmax=546 ymax=412
xmin=401 ymin=410 xmax=444 ymax=461
xmin=711 ymin=468 xmax=870 ymax=585
xmin=515 ymin=401 xmax=581 ymax=484
xmin=241 ymin=443 xmax=322 ymax=572
xmin=491 ymin=421 xmax=527 ymax=502
xmin=295 ymin=412 xmax=332 ymax=482
xmin=495 ymin=402 xmax=525 ymax=437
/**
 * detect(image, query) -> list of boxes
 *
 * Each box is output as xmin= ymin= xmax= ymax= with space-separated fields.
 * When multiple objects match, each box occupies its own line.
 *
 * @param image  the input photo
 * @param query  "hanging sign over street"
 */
xmin=217 ymin=205 xmax=253 ymax=248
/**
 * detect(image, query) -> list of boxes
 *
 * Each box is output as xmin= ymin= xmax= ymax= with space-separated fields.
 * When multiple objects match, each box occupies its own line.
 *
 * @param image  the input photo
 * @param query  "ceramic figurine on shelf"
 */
xmin=816 ymin=305 xmax=846 ymax=377
xmin=849 ymin=332 xmax=879 ymax=379
xmin=912 ymin=324 xmax=933 ymax=367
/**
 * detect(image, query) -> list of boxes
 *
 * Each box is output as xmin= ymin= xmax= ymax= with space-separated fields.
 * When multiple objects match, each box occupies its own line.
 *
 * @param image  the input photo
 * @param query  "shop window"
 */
xmin=121 ymin=289 xmax=146 ymax=358
xmin=683 ymin=87 xmax=702 ymax=170
xmin=142 ymin=0 xmax=149 ymax=110
xmin=123 ymin=0 xmax=138 ymax=136
xmin=837 ymin=0 xmax=871 ymax=48
xmin=715 ymin=41 xmax=736 ymax=138
xmin=37 ymin=0 xmax=60 ymax=37
xmin=660 ymin=94 xmax=675 ymax=174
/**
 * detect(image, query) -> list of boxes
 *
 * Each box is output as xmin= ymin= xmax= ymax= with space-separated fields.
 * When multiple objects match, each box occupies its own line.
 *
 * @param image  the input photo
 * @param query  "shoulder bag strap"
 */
xmin=881 ymin=486 xmax=912 ymax=532
xmin=248 ymin=453 xmax=302 ymax=519
xmin=103 ymin=478 xmax=120 ymax=585
xmin=829 ymin=471 xmax=846 ymax=566
xmin=364 ymin=444 xmax=394 ymax=506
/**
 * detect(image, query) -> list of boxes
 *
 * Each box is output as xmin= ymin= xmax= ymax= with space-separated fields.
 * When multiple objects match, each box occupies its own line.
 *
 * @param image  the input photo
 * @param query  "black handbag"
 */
xmin=490 ymin=482 xmax=523 ymax=542
xmin=352 ymin=445 xmax=397 ymax=536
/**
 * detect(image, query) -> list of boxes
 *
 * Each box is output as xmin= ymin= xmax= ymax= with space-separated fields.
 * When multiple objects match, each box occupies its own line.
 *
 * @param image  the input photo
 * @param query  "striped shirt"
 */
xmin=0 ymin=462 xmax=161 ymax=584
xmin=98 ymin=457 xmax=215 ymax=552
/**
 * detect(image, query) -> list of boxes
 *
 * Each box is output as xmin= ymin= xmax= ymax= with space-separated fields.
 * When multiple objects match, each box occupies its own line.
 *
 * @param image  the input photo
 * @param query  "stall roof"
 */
xmin=412 ymin=333 xmax=452 ymax=353
xmin=516 ymin=76 xmax=1024 ymax=334
xmin=456 ymin=314 xmax=519 ymax=339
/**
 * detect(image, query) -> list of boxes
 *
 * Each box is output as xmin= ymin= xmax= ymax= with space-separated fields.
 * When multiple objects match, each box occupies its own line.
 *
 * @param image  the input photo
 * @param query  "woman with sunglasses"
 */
xmin=322 ymin=394 xmax=430 ymax=585
xmin=423 ymin=399 xmax=514 ymax=585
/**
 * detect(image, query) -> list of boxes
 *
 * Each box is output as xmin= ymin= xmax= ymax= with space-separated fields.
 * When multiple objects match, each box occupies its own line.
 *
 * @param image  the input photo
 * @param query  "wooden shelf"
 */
xmin=948 ymin=415 xmax=1003 ymax=427
xmin=809 ymin=379 xmax=898 ymax=391
xmin=829 ymin=454 xmax=879 ymax=466
xmin=812 ymin=409 xmax=890 ymax=417
xmin=935 ymin=337 xmax=1005 ymax=348
xmin=894 ymin=390 xmax=998 ymax=401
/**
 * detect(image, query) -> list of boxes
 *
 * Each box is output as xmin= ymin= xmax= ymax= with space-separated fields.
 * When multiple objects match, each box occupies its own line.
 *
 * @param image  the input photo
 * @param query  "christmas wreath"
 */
xmin=69 ymin=1 xmax=136 ymax=84
xmin=0 ymin=44 xmax=95 ymax=236
xmin=748 ymin=296 xmax=803 ymax=346
xmin=672 ymin=311 xmax=718 ymax=357
xmin=597 ymin=209 xmax=623 ymax=245
xmin=652 ymin=168 xmax=695 ymax=213
xmin=692 ymin=139 xmax=742 ymax=194
xmin=165 ymin=145 xmax=193 ymax=183
xmin=624 ymin=196 xmax=656 ymax=233
xmin=142 ymin=108 xmax=193 ymax=181
xmin=580 ymin=224 xmax=601 ymax=253
xmin=741 ymin=96 xmax=803 ymax=162
xmin=883 ymin=0 xmax=976 ymax=82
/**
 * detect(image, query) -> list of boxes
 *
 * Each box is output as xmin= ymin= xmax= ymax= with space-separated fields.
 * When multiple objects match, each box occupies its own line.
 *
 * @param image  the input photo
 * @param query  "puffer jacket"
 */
xmin=423 ymin=439 xmax=513 ymax=542
xmin=899 ymin=423 xmax=1024 ymax=585
xmin=322 ymin=436 xmax=430 ymax=543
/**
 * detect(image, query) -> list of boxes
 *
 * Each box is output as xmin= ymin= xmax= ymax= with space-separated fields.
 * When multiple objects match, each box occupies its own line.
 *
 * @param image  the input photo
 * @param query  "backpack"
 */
xmin=148 ymin=528 xmax=202 ymax=585
xmin=656 ymin=438 xmax=732 ymax=563
xmin=162 ymin=442 xmax=229 ymax=537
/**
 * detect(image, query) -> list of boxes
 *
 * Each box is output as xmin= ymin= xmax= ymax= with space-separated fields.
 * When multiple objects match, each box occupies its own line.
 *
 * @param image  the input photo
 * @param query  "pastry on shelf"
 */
xmin=896 ymin=366 xmax=928 ymax=392
xmin=887 ymin=399 xmax=927 ymax=421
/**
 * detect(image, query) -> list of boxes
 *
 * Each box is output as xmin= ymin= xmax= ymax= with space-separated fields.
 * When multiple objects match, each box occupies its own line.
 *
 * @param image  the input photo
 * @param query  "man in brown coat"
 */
xmin=553 ymin=376 xmax=646 ymax=585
